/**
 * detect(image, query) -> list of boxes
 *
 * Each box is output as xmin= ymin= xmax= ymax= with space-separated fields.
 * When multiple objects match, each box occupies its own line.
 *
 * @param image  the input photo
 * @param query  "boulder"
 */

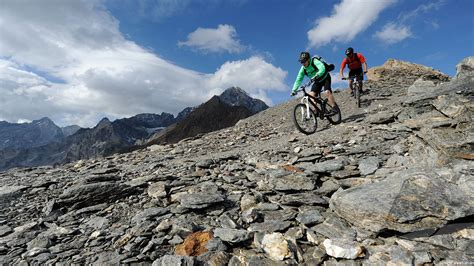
xmin=456 ymin=56 xmax=474 ymax=79
xmin=330 ymin=169 xmax=474 ymax=233
xmin=323 ymin=239 xmax=364 ymax=259
xmin=261 ymin=233 xmax=291 ymax=261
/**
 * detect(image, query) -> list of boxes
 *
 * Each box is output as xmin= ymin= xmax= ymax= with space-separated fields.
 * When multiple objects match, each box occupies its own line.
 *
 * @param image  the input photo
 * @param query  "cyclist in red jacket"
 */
xmin=339 ymin=47 xmax=368 ymax=95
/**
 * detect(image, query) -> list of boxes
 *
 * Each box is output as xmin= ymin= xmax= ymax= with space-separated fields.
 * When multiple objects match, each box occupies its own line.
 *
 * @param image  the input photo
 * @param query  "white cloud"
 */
xmin=399 ymin=0 xmax=445 ymax=23
xmin=307 ymin=0 xmax=396 ymax=48
xmin=374 ymin=23 xmax=412 ymax=44
xmin=374 ymin=0 xmax=443 ymax=45
xmin=178 ymin=24 xmax=245 ymax=54
xmin=205 ymin=56 xmax=287 ymax=104
xmin=0 ymin=1 xmax=286 ymax=127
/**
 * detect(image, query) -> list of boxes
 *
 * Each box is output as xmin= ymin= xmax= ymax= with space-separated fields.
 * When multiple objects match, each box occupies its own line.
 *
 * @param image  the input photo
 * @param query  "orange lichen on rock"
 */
xmin=175 ymin=231 xmax=213 ymax=256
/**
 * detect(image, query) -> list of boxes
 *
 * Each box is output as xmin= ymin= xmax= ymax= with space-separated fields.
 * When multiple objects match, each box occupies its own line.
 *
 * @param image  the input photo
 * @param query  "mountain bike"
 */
xmin=342 ymin=74 xmax=363 ymax=108
xmin=292 ymin=80 xmax=342 ymax=135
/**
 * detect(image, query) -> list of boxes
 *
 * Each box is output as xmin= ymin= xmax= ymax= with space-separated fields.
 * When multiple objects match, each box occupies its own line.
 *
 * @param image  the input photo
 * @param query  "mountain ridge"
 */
xmin=0 ymin=87 xmax=268 ymax=170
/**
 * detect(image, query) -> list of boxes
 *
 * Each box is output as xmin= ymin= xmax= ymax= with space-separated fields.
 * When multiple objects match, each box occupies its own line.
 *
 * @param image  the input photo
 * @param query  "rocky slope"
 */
xmin=0 ymin=57 xmax=473 ymax=265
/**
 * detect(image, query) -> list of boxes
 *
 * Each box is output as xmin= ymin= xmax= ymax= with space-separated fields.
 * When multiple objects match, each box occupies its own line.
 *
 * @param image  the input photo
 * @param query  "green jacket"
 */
xmin=292 ymin=58 xmax=329 ymax=93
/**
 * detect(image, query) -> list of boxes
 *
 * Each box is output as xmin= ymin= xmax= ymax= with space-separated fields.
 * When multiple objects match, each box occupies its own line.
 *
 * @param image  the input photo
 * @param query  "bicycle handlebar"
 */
xmin=298 ymin=80 xmax=314 ymax=91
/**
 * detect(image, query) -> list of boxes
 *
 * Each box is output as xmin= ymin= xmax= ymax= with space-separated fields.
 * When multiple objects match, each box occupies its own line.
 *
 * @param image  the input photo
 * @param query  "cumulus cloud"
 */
xmin=374 ymin=23 xmax=412 ymax=44
xmin=205 ymin=56 xmax=287 ymax=104
xmin=307 ymin=0 xmax=396 ymax=48
xmin=374 ymin=0 xmax=444 ymax=45
xmin=178 ymin=24 xmax=246 ymax=54
xmin=0 ymin=0 xmax=286 ymax=127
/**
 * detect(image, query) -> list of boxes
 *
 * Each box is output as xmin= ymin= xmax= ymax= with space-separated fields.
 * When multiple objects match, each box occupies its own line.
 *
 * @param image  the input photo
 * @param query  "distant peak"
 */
xmin=35 ymin=117 xmax=54 ymax=123
xmin=97 ymin=117 xmax=111 ymax=126
xmin=217 ymin=87 xmax=268 ymax=115
xmin=220 ymin=87 xmax=248 ymax=96
xmin=32 ymin=117 xmax=57 ymax=126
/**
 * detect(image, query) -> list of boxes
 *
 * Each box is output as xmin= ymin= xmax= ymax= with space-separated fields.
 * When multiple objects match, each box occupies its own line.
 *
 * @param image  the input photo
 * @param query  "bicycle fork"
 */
xmin=301 ymin=96 xmax=311 ymax=119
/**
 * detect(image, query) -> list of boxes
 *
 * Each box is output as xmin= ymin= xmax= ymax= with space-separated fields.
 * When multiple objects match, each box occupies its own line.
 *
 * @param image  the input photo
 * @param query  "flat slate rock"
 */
xmin=179 ymin=192 xmax=225 ymax=209
xmin=330 ymin=169 xmax=474 ymax=233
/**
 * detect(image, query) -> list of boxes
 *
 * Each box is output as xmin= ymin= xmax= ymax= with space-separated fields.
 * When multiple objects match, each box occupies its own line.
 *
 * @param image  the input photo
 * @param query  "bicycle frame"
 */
xmin=297 ymin=82 xmax=325 ymax=118
xmin=347 ymin=75 xmax=363 ymax=90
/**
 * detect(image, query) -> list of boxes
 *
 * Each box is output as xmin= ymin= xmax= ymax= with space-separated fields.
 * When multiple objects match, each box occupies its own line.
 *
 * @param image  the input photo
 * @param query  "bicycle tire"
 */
xmin=325 ymin=102 xmax=342 ymax=125
xmin=355 ymin=82 xmax=361 ymax=108
xmin=293 ymin=103 xmax=317 ymax=134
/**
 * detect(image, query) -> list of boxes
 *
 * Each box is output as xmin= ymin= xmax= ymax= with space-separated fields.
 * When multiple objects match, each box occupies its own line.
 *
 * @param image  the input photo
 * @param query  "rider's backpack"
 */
xmin=304 ymin=56 xmax=335 ymax=77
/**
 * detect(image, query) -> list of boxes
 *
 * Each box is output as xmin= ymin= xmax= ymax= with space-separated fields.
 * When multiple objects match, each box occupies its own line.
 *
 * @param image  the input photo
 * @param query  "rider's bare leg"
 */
xmin=325 ymin=90 xmax=336 ymax=107
xmin=349 ymin=79 xmax=354 ymax=94
xmin=308 ymin=91 xmax=318 ymax=106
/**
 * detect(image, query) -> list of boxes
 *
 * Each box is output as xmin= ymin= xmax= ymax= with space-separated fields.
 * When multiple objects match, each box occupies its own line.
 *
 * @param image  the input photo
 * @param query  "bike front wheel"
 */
xmin=325 ymin=102 xmax=342 ymax=125
xmin=293 ymin=103 xmax=317 ymax=134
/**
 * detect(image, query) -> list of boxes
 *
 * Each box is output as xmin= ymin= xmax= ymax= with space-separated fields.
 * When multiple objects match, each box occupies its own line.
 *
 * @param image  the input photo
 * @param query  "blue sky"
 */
xmin=0 ymin=0 xmax=473 ymax=127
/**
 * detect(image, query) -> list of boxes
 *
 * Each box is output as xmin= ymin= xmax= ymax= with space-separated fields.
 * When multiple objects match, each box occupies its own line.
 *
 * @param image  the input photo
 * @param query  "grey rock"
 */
xmin=22 ymin=247 xmax=49 ymax=258
xmin=367 ymin=110 xmax=400 ymax=124
xmin=241 ymin=208 xmax=260 ymax=224
xmin=299 ymin=159 xmax=344 ymax=173
xmin=179 ymin=192 xmax=225 ymax=209
xmin=330 ymin=169 xmax=474 ymax=233
xmin=316 ymin=179 xmax=341 ymax=195
xmin=456 ymin=56 xmax=474 ymax=79
xmin=196 ymin=159 xmax=214 ymax=168
xmin=214 ymin=228 xmax=252 ymax=243
xmin=205 ymin=238 xmax=227 ymax=252
xmin=0 ymin=225 xmax=13 ymax=237
xmin=247 ymin=221 xmax=292 ymax=233
xmin=312 ymin=215 xmax=356 ymax=240
xmin=296 ymin=210 xmax=324 ymax=225
xmin=131 ymin=207 xmax=169 ymax=224
xmin=407 ymin=79 xmax=437 ymax=96
xmin=27 ymin=234 xmax=53 ymax=250
xmin=285 ymin=227 xmax=304 ymax=240
xmin=200 ymin=251 xmax=230 ymax=266
xmin=254 ymin=202 xmax=279 ymax=211
xmin=168 ymin=235 xmax=184 ymax=245
xmin=59 ymin=182 xmax=136 ymax=209
xmin=153 ymin=255 xmax=196 ymax=266
xmin=263 ymin=209 xmax=297 ymax=221
xmin=218 ymin=213 xmax=237 ymax=229
xmin=0 ymin=186 xmax=28 ymax=205
xmin=148 ymin=182 xmax=168 ymax=198
xmin=240 ymin=194 xmax=257 ymax=211
xmin=277 ymin=192 xmax=327 ymax=206
xmin=358 ymin=156 xmax=381 ymax=175
xmin=269 ymin=174 xmax=315 ymax=191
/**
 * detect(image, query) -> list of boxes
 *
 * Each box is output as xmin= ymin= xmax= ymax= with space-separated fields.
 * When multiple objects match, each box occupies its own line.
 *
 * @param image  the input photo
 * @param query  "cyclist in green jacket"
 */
xmin=291 ymin=51 xmax=337 ymax=109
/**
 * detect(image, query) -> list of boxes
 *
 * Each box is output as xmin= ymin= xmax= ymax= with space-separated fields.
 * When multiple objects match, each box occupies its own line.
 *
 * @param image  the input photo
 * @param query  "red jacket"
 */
xmin=340 ymin=53 xmax=366 ymax=70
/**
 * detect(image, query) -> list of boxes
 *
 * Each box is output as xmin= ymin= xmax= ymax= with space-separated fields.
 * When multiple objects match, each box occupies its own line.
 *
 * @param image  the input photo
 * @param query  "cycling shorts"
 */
xmin=311 ymin=74 xmax=332 ymax=95
xmin=349 ymin=68 xmax=364 ymax=80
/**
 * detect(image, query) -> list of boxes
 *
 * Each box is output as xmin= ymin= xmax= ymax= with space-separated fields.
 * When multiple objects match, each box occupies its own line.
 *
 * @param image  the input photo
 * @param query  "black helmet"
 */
xmin=299 ymin=51 xmax=310 ymax=63
xmin=345 ymin=47 xmax=354 ymax=55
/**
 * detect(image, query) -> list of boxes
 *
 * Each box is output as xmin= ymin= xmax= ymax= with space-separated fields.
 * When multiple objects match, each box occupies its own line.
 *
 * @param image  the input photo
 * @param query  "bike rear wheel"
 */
xmin=325 ymin=102 xmax=342 ymax=124
xmin=355 ymin=81 xmax=361 ymax=108
xmin=293 ymin=103 xmax=317 ymax=134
